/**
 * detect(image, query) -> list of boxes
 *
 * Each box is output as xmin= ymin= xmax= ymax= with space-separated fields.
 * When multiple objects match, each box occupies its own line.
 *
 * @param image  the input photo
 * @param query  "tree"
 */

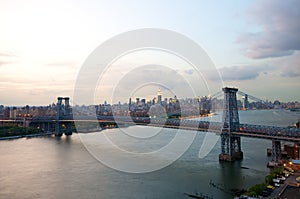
xmin=248 ymin=183 xmax=265 ymax=196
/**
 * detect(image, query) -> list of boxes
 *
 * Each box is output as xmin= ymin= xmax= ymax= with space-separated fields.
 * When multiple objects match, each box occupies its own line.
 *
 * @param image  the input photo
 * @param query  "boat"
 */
xmin=240 ymin=166 xmax=249 ymax=169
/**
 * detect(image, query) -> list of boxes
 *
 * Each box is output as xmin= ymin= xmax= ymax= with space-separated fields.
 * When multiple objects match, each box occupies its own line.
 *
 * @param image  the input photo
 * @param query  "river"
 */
xmin=0 ymin=109 xmax=299 ymax=199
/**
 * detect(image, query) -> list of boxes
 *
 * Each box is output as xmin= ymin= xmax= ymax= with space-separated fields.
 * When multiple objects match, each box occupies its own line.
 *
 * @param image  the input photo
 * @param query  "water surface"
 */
xmin=1 ymin=109 xmax=299 ymax=199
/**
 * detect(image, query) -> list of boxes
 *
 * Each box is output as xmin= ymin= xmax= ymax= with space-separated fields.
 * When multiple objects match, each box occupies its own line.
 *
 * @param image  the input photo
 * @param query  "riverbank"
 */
xmin=0 ymin=132 xmax=53 ymax=140
xmin=0 ymin=125 xmax=53 ymax=140
xmin=234 ymin=168 xmax=283 ymax=198
xmin=240 ymin=166 xmax=300 ymax=198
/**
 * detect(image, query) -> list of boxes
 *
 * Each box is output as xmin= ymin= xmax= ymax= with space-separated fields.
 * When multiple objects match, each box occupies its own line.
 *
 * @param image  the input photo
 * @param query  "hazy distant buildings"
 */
xmin=0 ymin=88 xmax=299 ymax=120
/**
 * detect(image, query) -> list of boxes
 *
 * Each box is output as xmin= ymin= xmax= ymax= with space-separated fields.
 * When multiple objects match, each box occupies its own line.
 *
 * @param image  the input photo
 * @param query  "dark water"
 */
xmin=0 ymin=109 xmax=299 ymax=199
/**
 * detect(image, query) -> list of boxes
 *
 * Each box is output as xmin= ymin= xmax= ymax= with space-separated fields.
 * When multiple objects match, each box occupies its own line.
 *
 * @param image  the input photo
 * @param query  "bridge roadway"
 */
xmin=24 ymin=115 xmax=300 ymax=142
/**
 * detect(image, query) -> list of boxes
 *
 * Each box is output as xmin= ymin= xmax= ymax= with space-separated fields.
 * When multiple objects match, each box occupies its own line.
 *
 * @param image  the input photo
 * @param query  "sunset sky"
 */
xmin=0 ymin=0 xmax=299 ymax=105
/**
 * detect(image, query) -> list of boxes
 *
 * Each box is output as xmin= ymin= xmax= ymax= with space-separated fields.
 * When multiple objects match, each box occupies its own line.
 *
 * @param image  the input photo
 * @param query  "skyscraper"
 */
xmin=157 ymin=88 xmax=162 ymax=104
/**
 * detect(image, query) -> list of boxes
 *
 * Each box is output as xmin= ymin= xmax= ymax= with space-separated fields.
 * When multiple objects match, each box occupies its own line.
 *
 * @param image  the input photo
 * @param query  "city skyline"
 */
xmin=0 ymin=0 xmax=299 ymax=106
xmin=1 ymin=87 xmax=299 ymax=109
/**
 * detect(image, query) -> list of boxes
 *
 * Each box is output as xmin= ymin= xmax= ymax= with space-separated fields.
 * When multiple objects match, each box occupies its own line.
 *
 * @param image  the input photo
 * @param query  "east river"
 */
xmin=1 ymin=109 xmax=299 ymax=199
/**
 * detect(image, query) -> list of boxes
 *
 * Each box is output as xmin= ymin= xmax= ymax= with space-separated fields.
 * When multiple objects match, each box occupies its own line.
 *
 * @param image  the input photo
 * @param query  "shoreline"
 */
xmin=0 ymin=132 xmax=54 ymax=141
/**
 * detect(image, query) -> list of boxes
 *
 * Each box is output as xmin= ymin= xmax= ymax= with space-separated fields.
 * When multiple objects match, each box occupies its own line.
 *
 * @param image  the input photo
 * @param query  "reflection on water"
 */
xmin=0 ymin=109 xmax=299 ymax=199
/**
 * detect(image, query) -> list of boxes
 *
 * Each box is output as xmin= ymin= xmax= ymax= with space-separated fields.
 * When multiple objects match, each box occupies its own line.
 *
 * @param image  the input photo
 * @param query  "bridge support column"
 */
xmin=47 ymin=122 xmax=50 ymax=132
xmin=64 ymin=123 xmax=72 ymax=136
xmin=271 ymin=140 xmax=281 ymax=162
xmin=219 ymin=134 xmax=243 ymax=161
xmin=55 ymin=122 xmax=63 ymax=136
xmin=55 ymin=97 xmax=63 ymax=136
xmin=219 ymin=87 xmax=243 ymax=162
xmin=63 ymin=98 xmax=72 ymax=136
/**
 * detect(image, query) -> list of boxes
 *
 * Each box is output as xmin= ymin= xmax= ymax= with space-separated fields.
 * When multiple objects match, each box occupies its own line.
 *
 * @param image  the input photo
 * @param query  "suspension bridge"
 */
xmin=1 ymin=87 xmax=300 ymax=163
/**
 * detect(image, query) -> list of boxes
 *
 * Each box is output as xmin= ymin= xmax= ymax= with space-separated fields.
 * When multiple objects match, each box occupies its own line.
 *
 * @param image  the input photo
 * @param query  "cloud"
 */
xmin=277 ymin=52 xmax=300 ymax=77
xmin=237 ymin=0 xmax=300 ymax=59
xmin=0 ymin=51 xmax=18 ymax=67
xmin=0 ymin=52 xmax=17 ymax=57
xmin=0 ymin=61 xmax=12 ymax=66
xmin=45 ymin=61 xmax=77 ymax=69
xmin=205 ymin=65 xmax=271 ymax=81
xmin=281 ymin=68 xmax=300 ymax=77
xmin=184 ymin=69 xmax=194 ymax=75
xmin=93 ymin=65 xmax=213 ymax=103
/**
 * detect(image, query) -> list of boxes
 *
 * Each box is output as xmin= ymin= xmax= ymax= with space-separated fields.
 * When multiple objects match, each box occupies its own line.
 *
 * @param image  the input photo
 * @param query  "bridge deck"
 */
xmin=2 ymin=116 xmax=300 ymax=142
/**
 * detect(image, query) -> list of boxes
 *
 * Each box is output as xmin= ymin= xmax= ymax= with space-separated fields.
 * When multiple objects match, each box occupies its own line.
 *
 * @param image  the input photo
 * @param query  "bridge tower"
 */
xmin=55 ymin=97 xmax=63 ymax=136
xmin=55 ymin=97 xmax=72 ymax=136
xmin=64 ymin=97 xmax=72 ymax=136
xmin=219 ymin=87 xmax=243 ymax=161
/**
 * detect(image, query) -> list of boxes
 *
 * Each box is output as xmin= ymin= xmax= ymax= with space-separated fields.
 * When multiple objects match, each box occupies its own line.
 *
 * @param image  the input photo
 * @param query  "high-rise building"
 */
xmin=242 ymin=94 xmax=249 ymax=109
xmin=129 ymin=98 xmax=132 ymax=110
xmin=157 ymin=88 xmax=162 ymax=104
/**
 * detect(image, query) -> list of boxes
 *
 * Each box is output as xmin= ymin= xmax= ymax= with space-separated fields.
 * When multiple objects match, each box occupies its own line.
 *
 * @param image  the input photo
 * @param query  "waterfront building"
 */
xmin=284 ymin=144 xmax=300 ymax=159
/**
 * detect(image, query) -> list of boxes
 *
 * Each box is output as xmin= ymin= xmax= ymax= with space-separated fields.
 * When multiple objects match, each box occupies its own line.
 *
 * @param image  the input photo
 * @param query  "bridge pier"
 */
xmin=219 ymin=134 xmax=243 ymax=161
xmin=55 ymin=121 xmax=63 ymax=136
xmin=219 ymin=87 xmax=243 ymax=162
xmin=271 ymin=140 xmax=281 ymax=162
xmin=64 ymin=123 xmax=73 ymax=136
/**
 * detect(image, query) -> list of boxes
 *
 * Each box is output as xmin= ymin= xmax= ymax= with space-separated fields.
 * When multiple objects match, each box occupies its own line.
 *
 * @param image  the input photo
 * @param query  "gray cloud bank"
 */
xmin=238 ymin=0 xmax=300 ymax=59
xmin=204 ymin=65 xmax=270 ymax=81
xmin=218 ymin=65 xmax=270 ymax=81
xmin=206 ymin=62 xmax=300 ymax=82
xmin=0 ymin=52 xmax=16 ymax=57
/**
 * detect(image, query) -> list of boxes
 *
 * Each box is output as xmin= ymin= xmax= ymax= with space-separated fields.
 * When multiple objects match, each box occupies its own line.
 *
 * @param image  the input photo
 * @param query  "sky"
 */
xmin=0 ymin=0 xmax=299 ymax=105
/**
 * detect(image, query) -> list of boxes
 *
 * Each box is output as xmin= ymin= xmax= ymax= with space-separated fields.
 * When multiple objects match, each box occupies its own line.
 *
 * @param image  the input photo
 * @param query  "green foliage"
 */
xmin=272 ymin=167 xmax=283 ymax=175
xmin=248 ymin=183 xmax=265 ymax=196
xmin=247 ymin=167 xmax=284 ymax=196
xmin=265 ymin=167 xmax=283 ymax=184
xmin=265 ymin=173 xmax=276 ymax=184
xmin=247 ymin=191 xmax=257 ymax=197
xmin=0 ymin=125 xmax=41 ymax=138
